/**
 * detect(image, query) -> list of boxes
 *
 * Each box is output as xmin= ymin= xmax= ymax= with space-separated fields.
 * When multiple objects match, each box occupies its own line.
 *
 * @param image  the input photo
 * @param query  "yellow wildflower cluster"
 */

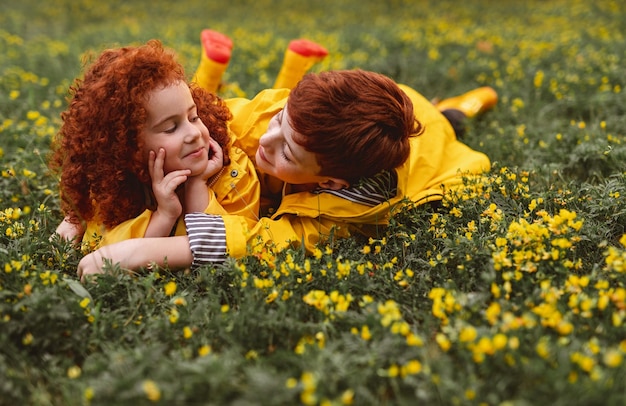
xmin=79 ymin=297 xmax=95 ymax=323
xmin=605 ymin=234 xmax=626 ymax=273
xmin=429 ymin=287 xmax=461 ymax=325
xmin=456 ymin=323 xmax=511 ymax=364
xmin=445 ymin=168 xmax=532 ymax=208
xmin=303 ymin=289 xmax=353 ymax=319
xmin=491 ymin=208 xmax=583 ymax=274
xmin=288 ymin=368 xmax=354 ymax=405
xmin=294 ymin=331 xmax=325 ymax=354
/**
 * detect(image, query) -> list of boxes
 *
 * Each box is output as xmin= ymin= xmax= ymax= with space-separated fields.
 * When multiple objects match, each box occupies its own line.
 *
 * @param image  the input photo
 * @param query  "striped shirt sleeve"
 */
xmin=184 ymin=213 xmax=228 ymax=267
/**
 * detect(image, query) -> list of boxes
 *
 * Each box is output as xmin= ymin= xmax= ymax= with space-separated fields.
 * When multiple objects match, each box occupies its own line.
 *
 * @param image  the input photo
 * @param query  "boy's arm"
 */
xmin=77 ymin=235 xmax=193 ymax=282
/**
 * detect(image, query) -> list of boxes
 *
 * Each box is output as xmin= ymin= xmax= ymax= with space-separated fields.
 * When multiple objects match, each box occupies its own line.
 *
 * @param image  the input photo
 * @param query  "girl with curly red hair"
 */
xmin=49 ymin=40 xmax=260 ymax=248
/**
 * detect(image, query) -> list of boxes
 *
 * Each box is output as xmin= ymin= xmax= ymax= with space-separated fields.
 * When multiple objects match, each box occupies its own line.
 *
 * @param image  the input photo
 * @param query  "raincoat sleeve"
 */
xmin=82 ymin=209 xmax=153 ymax=250
xmin=185 ymin=211 xmax=352 ymax=266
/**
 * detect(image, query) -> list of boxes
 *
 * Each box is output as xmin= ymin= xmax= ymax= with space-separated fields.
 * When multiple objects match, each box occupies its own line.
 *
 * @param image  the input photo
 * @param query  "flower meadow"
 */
xmin=1 ymin=0 xmax=625 ymax=404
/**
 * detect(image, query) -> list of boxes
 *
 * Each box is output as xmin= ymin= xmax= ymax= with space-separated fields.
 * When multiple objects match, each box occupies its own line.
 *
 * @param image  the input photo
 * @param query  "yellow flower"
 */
xmin=436 ymin=333 xmax=451 ymax=351
xmin=79 ymin=297 xmax=90 ymax=308
xmin=183 ymin=326 xmax=193 ymax=339
xmin=142 ymin=380 xmax=161 ymax=402
xmin=173 ymin=297 xmax=187 ymax=306
xmin=485 ymin=302 xmax=501 ymax=324
xmin=266 ymin=290 xmax=279 ymax=304
xmin=169 ymin=308 xmax=179 ymax=324
xmin=198 ymin=345 xmax=211 ymax=357
xmin=285 ymin=377 xmax=298 ymax=388
xmin=603 ymin=349 xmax=622 ymax=368
xmin=465 ymin=389 xmax=476 ymax=400
xmin=340 ymin=389 xmax=354 ymax=405
xmin=533 ymin=70 xmax=544 ymax=88
xmin=388 ymin=364 xmax=399 ymax=378
xmin=26 ymin=110 xmax=41 ymax=120
xmin=22 ymin=333 xmax=33 ymax=345
xmin=67 ymin=366 xmax=82 ymax=379
xmin=459 ymin=326 xmax=477 ymax=342
xmin=361 ymin=325 xmax=372 ymax=341
xmin=164 ymin=281 xmax=177 ymax=296
xmin=493 ymin=334 xmax=508 ymax=350
xmin=84 ymin=387 xmax=94 ymax=401
xmin=536 ymin=339 xmax=551 ymax=359
xmin=404 ymin=359 xmax=422 ymax=375
xmin=406 ymin=333 xmax=423 ymax=347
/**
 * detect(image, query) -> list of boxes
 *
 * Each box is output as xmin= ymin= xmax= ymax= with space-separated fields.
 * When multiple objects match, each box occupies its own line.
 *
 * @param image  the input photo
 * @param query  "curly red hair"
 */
xmin=49 ymin=40 xmax=232 ymax=228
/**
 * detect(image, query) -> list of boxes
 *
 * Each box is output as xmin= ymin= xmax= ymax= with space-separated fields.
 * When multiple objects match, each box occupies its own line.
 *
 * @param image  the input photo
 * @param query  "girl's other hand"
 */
xmin=149 ymin=148 xmax=190 ymax=220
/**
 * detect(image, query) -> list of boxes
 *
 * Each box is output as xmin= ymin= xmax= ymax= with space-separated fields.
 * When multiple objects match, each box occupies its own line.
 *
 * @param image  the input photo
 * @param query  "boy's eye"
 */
xmin=281 ymin=144 xmax=291 ymax=162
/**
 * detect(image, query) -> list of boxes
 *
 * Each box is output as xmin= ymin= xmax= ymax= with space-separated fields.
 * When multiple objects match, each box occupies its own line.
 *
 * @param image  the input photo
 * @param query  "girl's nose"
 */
xmin=183 ymin=121 xmax=202 ymax=142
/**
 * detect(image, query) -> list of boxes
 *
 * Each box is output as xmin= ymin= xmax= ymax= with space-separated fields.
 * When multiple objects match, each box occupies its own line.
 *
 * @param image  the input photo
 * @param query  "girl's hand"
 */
xmin=195 ymin=138 xmax=224 ymax=182
xmin=53 ymin=216 xmax=85 ymax=243
xmin=184 ymin=139 xmax=224 ymax=213
xmin=149 ymin=148 xmax=190 ymax=221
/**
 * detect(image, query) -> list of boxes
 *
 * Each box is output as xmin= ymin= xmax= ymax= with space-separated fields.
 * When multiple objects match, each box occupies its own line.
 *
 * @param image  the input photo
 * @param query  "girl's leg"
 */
xmin=192 ymin=29 xmax=233 ymax=93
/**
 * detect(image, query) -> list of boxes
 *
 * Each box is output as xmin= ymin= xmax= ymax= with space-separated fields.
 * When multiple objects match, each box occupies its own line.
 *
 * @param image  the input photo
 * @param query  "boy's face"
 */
xmin=140 ymin=81 xmax=212 ymax=177
xmin=256 ymin=105 xmax=326 ymax=185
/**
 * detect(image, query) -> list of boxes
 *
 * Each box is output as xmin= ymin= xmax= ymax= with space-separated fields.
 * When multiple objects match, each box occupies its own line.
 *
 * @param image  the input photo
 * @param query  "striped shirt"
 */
xmin=185 ymin=170 xmax=398 ymax=267
xmin=313 ymin=170 xmax=398 ymax=206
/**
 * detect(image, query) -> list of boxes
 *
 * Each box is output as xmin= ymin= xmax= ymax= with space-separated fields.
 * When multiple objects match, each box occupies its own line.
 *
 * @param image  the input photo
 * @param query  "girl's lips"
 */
xmin=185 ymin=147 xmax=205 ymax=159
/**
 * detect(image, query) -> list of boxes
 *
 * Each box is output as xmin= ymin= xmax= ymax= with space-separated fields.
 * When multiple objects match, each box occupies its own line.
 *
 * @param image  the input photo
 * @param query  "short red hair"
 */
xmin=49 ymin=40 xmax=232 ymax=228
xmin=287 ymin=69 xmax=421 ymax=182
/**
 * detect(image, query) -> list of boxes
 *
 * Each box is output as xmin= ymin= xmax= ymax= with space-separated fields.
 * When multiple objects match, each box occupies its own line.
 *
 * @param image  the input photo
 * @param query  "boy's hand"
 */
xmin=195 ymin=139 xmax=224 ymax=182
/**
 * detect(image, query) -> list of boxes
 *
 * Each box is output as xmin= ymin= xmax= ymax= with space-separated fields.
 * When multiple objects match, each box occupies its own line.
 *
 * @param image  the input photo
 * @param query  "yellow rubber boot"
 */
xmin=193 ymin=29 xmax=233 ymax=93
xmin=435 ymin=86 xmax=498 ymax=118
xmin=273 ymin=39 xmax=328 ymax=90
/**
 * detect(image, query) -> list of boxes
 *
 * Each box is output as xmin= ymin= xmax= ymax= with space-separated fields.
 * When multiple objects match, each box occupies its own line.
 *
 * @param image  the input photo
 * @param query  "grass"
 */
xmin=1 ymin=0 xmax=625 ymax=404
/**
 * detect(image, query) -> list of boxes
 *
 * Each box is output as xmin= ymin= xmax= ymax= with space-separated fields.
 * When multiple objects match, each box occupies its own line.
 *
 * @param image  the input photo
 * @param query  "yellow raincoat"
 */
xmin=209 ymin=84 xmax=490 ymax=258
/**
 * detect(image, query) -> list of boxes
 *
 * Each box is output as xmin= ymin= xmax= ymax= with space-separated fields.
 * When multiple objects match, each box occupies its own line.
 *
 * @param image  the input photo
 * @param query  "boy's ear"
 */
xmin=318 ymin=177 xmax=350 ymax=190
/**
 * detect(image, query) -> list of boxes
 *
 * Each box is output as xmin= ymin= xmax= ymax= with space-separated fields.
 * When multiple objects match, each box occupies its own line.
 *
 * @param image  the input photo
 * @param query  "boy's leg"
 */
xmin=440 ymin=108 xmax=468 ymax=139
xmin=435 ymin=86 xmax=498 ymax=118
xmin=273 ymin=39 xmax=328 ymax=90
xmin=436 ymin=87 xmax=498 ymax=138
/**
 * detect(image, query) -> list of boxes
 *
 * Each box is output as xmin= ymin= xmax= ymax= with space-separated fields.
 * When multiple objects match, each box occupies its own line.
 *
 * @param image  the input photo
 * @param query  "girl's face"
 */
xmin=255 ymin=105 xmax=326 ymax=185
xmin=140 ymin=81 xmax=211 ymax=177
